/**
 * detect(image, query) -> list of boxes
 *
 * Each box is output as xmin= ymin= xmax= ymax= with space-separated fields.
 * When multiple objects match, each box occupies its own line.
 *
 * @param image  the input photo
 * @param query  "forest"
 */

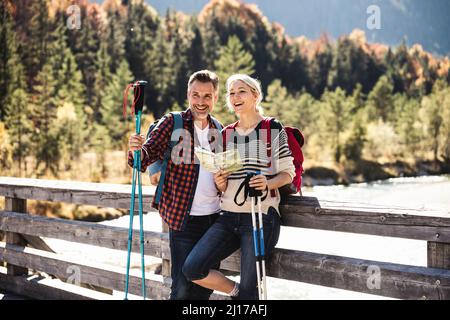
xmin=1 ymin=0 xmax=450 ymax=188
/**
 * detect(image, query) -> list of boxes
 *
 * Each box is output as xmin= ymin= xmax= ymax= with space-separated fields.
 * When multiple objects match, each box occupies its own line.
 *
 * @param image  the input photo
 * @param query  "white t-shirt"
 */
xmin=189 ymin=124 xmax=221 ymax=216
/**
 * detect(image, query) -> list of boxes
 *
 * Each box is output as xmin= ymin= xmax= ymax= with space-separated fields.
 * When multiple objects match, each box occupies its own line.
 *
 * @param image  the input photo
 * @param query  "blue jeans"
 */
xmin=169 ymin=213 xmax=219 ymax=300
xmin=182 ymin=208 xmax=281 ymax=300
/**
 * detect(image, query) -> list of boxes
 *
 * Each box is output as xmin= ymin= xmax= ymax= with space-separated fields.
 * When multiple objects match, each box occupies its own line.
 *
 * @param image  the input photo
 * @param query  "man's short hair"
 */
xmin=188 ymin=70 xmax=219 ymax=93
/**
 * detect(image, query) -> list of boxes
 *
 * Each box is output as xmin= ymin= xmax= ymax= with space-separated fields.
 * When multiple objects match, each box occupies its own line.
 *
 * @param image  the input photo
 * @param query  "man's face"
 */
xmin=188 ymin=80 xmax=218 ymax=121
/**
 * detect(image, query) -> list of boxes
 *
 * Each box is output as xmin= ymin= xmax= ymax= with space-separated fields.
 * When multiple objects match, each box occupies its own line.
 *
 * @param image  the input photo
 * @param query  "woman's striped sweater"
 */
xmin=220 ymin=118 xmax=295 ymax=215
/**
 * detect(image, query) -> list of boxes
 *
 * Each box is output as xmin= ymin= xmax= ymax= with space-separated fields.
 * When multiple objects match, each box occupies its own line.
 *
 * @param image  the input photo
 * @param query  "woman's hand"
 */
xmin=214 ymin=169 xmax=230 ymax=192
xmin=249 ymin=174 xmax=268 ymax=191
xmin=128 ymin=134 xmax=145 ymax=152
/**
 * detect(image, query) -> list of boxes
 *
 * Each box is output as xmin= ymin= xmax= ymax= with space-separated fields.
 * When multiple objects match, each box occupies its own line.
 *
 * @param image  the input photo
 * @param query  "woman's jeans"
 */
xmin=183 ymin=208 xmax=281 ymax=300
xmin=169 ymin=213 xmax=220 ymax=300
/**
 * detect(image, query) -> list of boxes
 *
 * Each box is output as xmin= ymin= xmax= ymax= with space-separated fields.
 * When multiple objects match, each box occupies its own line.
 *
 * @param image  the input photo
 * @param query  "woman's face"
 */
xmin=228 ymin=80 xmax=258 ymax=116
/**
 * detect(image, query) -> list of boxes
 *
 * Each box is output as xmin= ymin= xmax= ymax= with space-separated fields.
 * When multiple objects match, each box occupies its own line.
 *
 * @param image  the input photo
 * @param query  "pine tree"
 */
xmin=105 ymin=8 xmax=126 ymax=74
xmin=308 ymin=42 xmax=333 ymax=98
xmin=101 ymin=59 xmax=134 ymax=150
xmin=367 ymin=75 xmax=394 ymax=122
xmin=64 ymin=5 xmax=102 ymax=108
xmin=31 ymin=17 xmax=87 ymax=177
xmin=1 ymin=2 xmax=33 ymax=175
xmin=19 ymin=0 xmax=49 ymax=87
xmin=320 ymin=88 xmax=352 ymax=163
xmin=214 ymin=36 xmax=255 ymax=124
xmin=145 ymin=22 xmax=177 ymax=118
xmin=31 ymin=62 xmax=60 ymax=177
xmin=0 ymin=122 xmax=13 ymax=173
xmin=420 ymin=80 xmax=446 ymax=161
xmin=263 ymin=79 xmax=300 ymax=126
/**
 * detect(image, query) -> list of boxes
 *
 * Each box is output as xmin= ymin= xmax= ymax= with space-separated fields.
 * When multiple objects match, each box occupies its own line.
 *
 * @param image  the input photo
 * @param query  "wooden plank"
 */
xmin=2 ymin=177 xmax=449 ymax=241
xmin=281 ymin=196 xmax=450 ymax=242
xmin=4 ymin=198 xmax=28 ymax=276
xmin=268 ymin=248 xmax=450 ymax=300
xmin=427 ymin=242 xmax=450 ymax=270
xmin=3 ymin=239 xmax=450 ymax=300
xmin=0 ymin=211 xmax=170 ymax=258
xmin=0 ymin=242 xmax=169 ymax=299
xmin=4 ymin=209 xmax=450 ymax=299
xmin=0 ymin=267 xmax=113 ymax=300
xmin=0 ymin=177 xmax=155 ymax=211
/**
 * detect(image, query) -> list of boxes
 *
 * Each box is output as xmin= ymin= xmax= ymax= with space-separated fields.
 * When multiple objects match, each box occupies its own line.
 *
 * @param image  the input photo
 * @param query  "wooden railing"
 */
xmin=0 ymin=177 xmax=449 ymax=300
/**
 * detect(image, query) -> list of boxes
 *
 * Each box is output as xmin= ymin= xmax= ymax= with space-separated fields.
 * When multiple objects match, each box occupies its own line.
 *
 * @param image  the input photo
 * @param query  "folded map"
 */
xmin=194 ymin=147 xmax=243 ymax=173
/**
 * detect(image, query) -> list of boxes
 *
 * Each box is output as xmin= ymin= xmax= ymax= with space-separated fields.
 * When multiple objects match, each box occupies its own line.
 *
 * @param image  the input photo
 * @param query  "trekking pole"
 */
xmin=123 ymin=80 xmax=148 ymax=300
xmin=248 ymin=171 xmax=266 ymax=300
xmin=257 ymin=194 xmax=267 ymax=300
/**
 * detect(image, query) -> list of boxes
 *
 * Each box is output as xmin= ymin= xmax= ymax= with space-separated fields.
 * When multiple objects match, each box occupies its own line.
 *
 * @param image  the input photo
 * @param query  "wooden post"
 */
xmin=427 ymin=240 xmax=450 ymax=300
xmin=427 ymin=241 xmax=450 ymax=269
xmin=5 ymin=197 xmax=28 ymax=276
xmin=161 ymin=221 xmax=171 ymax=288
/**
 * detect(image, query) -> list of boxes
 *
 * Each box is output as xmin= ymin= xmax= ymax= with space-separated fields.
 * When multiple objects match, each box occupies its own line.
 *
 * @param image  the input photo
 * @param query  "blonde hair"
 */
xmin=226 ymin=74 xmax=264 ymax=115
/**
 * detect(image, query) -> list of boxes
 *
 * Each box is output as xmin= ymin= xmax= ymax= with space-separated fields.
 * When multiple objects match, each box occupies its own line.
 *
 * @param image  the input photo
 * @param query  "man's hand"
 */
xmin=129 ymin=134 xmax=145 ymax=152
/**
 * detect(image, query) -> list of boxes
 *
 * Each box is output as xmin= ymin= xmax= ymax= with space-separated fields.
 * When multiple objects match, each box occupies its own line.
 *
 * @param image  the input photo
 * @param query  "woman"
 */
xmin=182 ymin=74 xmax=295 ymax=300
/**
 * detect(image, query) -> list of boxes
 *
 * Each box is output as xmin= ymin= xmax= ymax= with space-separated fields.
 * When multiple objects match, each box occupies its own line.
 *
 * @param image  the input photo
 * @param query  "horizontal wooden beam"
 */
xmin=0 ymin=242 xmax=169 ymax=299
xmin=1 ymin=177 xmax=449 ymax=241
xmin=281 ymin=196 xmax=450 ymax=242
xmin=268 ymin=248 xmax=450 ymax=300
xmin=0 ymin=267 xmax=113 ymax=300
xmin=3 ymin=237 xmax=450 ymax=299
xmin=0 ymin=177 xmax=155 ymax=211
xmin=0 ymin=211 xmax=170 ymax=258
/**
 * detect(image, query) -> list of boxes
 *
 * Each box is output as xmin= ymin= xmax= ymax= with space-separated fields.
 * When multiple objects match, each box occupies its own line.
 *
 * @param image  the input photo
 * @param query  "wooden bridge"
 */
xmin=0 ymin=176 xmax=449 ymax=300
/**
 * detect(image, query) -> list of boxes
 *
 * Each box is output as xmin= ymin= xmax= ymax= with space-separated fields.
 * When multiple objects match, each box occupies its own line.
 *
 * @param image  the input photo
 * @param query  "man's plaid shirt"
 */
xmin=128 ymin=108 xmax=222 ymax=231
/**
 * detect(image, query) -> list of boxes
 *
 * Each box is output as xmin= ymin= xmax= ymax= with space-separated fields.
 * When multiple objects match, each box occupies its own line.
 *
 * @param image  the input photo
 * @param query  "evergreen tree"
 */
xmin=63 ymin=5 xmax=102 ymax=108
xmin=327 ymin=38 xmax=372 ymax=95
xmin=105 ymin=8 xmax=126 ymax=74
xmin=320 ymin=88 xmax=352 ymax=163
xmin=31 ymin=61 xmax=60 ymax=177
xmin=420 ymin=80 xmax=446 ymax=161
xmin=0 ymin=122 xmax=13 ymax=173
xmin=214 ymin=36 xmax=255 ymax=124
xmin=263 ymin=79 xmax=300 ymax=126
xmin=395 ymin=98 xmax=421 ymax=158
xmin=19 ymin=0 xmax=49 ymax=87
xmin=1 ymin=2 xmax=33 ymax=174
xmin=31 ymin=17 xmax=87 ymax=177
xmin=367 ymin=75 xmax=394 ymax=122
xmin=101 ymin=59 xmax=134 ymax=150
xmin=308 ymin=42 xmax=333 ymax=98
xmin=146 ymin=22 xmax=176 ymax=118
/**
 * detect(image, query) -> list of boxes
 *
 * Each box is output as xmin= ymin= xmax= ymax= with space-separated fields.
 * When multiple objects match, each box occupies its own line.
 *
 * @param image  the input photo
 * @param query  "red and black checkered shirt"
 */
xmin=128 ymin=108 xmax=222 ymax=231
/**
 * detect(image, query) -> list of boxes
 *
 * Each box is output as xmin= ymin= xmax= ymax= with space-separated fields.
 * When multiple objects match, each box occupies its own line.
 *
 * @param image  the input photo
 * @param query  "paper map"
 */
xmin=194 ymin=147 xmax=243 ymax=173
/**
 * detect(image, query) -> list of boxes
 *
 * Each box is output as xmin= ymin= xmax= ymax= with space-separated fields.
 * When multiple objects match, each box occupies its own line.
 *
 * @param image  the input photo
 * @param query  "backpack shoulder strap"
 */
xmin=154 ymin=112 xmax=183 ymax=205
xmin=210 ymin=116 xmax=223 ymax=131
xmin=170 ymin=111 xmax=183 ymax=147
xmin=222 ymin=121 xmax=239 ymax=151
xmin=261 ymin=117 xmax=274 ymax=158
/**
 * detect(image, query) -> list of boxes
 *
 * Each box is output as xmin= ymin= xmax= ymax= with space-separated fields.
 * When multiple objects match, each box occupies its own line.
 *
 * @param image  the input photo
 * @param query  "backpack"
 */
xmin=146 ymin=112 xmax=223 ymax=205
xmin=222 ymin=117 xmax=304 ymax=197
xmin=261 ymin=117 xmax=304 ymax=196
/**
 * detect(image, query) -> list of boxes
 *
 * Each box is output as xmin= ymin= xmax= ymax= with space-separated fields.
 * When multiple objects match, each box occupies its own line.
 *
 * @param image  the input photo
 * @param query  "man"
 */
xmin=128 ymin=70 xmax=222 ymax=299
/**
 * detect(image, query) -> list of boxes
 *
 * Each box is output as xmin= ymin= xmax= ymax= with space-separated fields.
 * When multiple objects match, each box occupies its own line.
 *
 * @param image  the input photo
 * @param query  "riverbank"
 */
xmin=303 ymin=159 xmax=450 ymax=186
